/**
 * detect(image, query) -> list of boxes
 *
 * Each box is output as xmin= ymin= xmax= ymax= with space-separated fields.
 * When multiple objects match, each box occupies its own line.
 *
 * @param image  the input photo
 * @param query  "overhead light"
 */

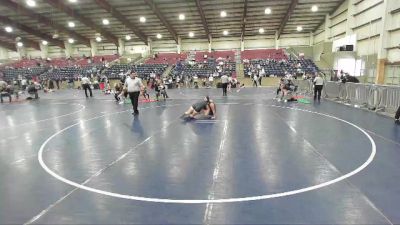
xmin=95 ymin=37 xmax=102 ymax=42
xmin=188 ymin=32 xmax=194 ymax=37
xmin=139 ymin=16 xmax=146 ymax=23
xmin=156 ymin=34 xmax=162 ymax=39
xmin=5 ymin=26 xmax=13 ymax=33
xmin=68 ymin=21 xmax=75 ymax=28
xmin=125 ymin=35 xmax=131 ymax=40
xmin=69 ymin=0 xmax=77 ymax=2
xmin=102 ymin=19 xmax=109 ymax=25
xmin=311 ymin=5 xmax=318 ymax=12
xmin=297 ymin=26 xmax=303 ymax=32
xmin=179 ymin=14 xmax=185 ymax=20
xmin=220 ymin=11 xmax=227 ymax=17
xmin=265 ymin=7 xmax=272 ymax=14
xmin=42 ymin=40 xmax=48 ymax=45
xmin=68 ymin=38 xmax=74 ymax=44
xmin=223 ymin=30 xmax=229 ymax=35
xmin=259 ymin=28 xmax=265 ymax=34
xmin=26 ymin=0 xmax=36 ymax=7
xmin=17 ymin=42 xmax=23 ymax=47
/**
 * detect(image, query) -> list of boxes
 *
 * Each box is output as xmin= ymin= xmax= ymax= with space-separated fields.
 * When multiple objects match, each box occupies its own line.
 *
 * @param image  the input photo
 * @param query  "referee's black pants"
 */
xmin=222 ymin=83 xmax=228 ymax=96
xmin=129 ymin=91 xmax=140 ymax=114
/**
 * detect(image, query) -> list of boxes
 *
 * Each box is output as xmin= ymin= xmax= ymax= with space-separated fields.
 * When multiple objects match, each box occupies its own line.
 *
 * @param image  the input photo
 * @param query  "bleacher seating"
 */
xmin=244 ymin=59 xmax=319 ymax=77
xmin=194 ymin=50 xmax=235 ymax=62
xmin=2 ymin=67 xmax=48 ymax=81
xmin=40 ymin=65 xmax=104 ymax=80
xmin=241 ymin=49 xmax=287 ymax=61
xmin=170 ymin=59 xmax=236 ymax=78
xmin=145 ymin=53 xmax=187 ymax=65
xmin=105 ymin=64 xmax=168 ymax=79
xmin=75 ymin=55 xmax=119 ymax=66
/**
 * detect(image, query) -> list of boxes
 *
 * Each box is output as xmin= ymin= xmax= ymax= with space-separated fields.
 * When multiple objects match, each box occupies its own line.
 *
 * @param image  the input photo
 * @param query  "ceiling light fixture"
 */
xmin=156 ymin=34 xmax=162 ymax=39
xmin=223 ymin=30 xmax=229 ymax=35
xmin=139 ymin=17 xmax=146 ymax=23
xmin=259 ymin=28 xmax=265 ymax=34
xmin=220 ymin=11 xmax=227 ymax=17
xmin=179 ymin=14 xmax=185 ymax=20
xmin=68 ymin=38 xmax=74 ymax=44
xmin=265 ymin=7 xmax=272 ymax=14
xmin=125 ymin=35 xmax=131 ymax=40
xmin=17 ymin=42 xmax=23 ymax=47
xmin=102 ymin=19 xmax=109 ymax=25
xmin=26 ymin=0 xmax=36 ymax=7
xmin=5 ymin=26 xmax=13 ymax=33
xmin=297 ymin=26 xmax=303 ymax=32
xmin=42 ymin=40 xmax=48 ymax=46
xmin=69 ymin=0 xmax=77 ymax=2
xmin=311 ymin=5 xmax=318 ymax=12
xmin=68 ymin=21 xmax=75 ymax=28
xmin=95 ymin=37 xmax=102 ymax=42
xmin=188 ymin=32 xmax=194 ymax=37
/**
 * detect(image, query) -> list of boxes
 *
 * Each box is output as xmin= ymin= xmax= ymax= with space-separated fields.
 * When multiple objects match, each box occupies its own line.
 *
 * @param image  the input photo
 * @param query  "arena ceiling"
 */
xmin=0 ymin=0 xmax=345 ymax=51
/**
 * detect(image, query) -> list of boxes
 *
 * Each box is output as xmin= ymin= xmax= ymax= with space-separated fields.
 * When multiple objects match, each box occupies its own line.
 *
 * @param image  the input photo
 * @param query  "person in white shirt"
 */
xmin=124 ymin=72 xmax=144 ymax=115
xmin=21 ymin=78 xmax=28 ymax=91
xmin=81 ymin=76 xmax=93 ymax=98
xmin=252 ymin=74 xmax=258 ymax=87
xmin=313 ymin=74 xmax=324 ymax=102
xmin=220 ymin=74 xmax=229 ymax=96
xmin=208 ymin=75 xmax=214 ymax=87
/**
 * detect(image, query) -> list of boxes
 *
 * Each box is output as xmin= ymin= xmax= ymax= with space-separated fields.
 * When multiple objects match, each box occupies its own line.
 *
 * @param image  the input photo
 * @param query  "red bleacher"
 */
xmin=194 ymin=50 xmax=235 ymax=62
xmin=4 ymin=54 xmax=120 ymax=69
xmin=75 ymin=55 xmax=119 ymax=66
xmin=145 ymin=53 xmax=187 ymax=65
xmin=241 ymin=49 xmax=287 ymax=60
xmin=7 ymin=59 xmax=39 ymax=68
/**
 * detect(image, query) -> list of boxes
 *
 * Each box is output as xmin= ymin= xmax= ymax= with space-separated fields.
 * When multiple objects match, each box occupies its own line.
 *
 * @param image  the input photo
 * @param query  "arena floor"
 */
xmin=1 ymin=87 xmax=399 ymax=225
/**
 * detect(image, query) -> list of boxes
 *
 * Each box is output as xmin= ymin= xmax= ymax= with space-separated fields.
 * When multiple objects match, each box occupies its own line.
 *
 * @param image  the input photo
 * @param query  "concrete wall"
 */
xmin=314 ymin=0 xmax=400 ymax=84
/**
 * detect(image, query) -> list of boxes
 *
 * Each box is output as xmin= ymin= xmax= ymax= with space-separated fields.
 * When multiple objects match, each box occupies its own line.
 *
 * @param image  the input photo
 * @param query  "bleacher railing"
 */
xmin=293 ymin=79 xmax=400 ymax=116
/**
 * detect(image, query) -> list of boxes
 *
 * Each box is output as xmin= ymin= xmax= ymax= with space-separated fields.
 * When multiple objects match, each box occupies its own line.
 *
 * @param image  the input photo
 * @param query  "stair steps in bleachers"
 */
xmin=235 ymin=50 xmax=241 ymax=64
xmin=162 ymin=65 xmax=173 ymax=78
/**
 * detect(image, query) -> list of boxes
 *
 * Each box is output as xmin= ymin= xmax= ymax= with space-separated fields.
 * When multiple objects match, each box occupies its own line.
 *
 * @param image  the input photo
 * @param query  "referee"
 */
xmin=81 ymin=76 xmax=93 ymax=98
xmin=124 ymin=72 xmax=144 ymax=115
xmin=221 ymin=73 xmax=229 ymax=96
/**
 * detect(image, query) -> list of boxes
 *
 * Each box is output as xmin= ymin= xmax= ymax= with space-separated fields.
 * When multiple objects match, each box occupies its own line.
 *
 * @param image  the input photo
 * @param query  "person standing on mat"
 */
xmin=81 ymin=76 xmax=93 ymax=98
xmin=395 ymin=106 xmax=400 ymax=124
xmin=124 ymin=72 xmax=144 ymax=115
xmin=221 ymin=73 xmax=229 ymax=96
xmin=313 ymin=74 xmax=324 ymax=102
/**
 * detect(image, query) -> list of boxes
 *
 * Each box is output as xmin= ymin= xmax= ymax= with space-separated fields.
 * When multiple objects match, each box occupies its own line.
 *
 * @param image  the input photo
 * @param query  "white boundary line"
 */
xmin=0 ymin=103 xmax=86 ymax=129
xmin=37 ymin=104 xmax=376 ymax=204
xmin=203 ymin=120 xmax=228 ymax=224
